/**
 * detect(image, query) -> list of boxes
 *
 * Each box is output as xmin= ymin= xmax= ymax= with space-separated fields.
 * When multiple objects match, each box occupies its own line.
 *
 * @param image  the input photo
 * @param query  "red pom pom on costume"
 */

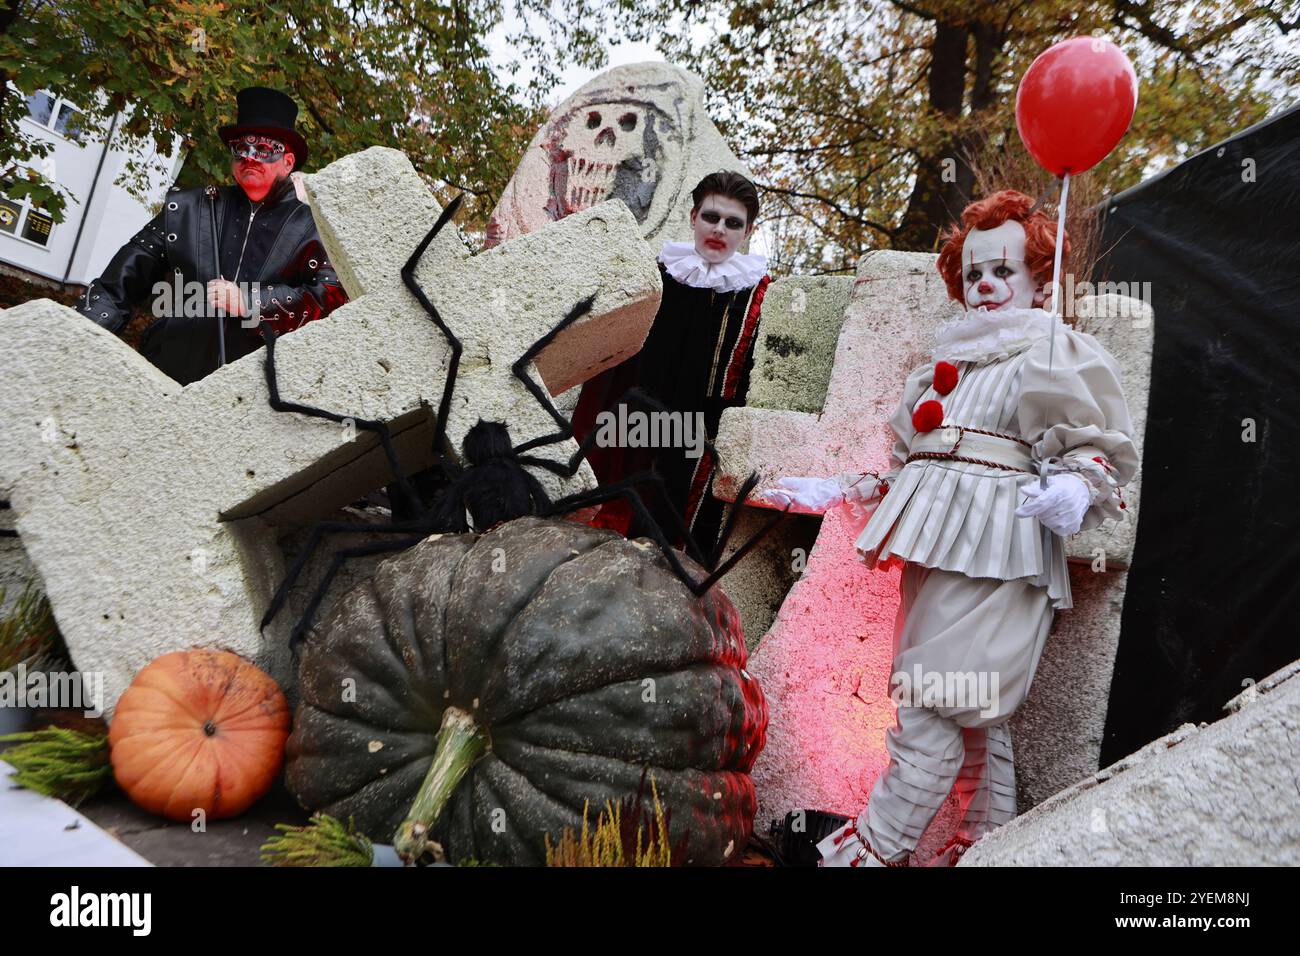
xmin=934 ymin=361 xmax=958 ymax=395
xmin=912 ymin=400 xmax=944 ymax=433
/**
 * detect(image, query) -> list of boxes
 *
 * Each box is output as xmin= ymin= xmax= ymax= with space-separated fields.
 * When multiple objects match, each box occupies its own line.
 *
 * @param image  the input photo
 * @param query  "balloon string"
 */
xmin=1047 ymin=172 xmax=1070 ymax=378
xmin=1039 ymin=172 xmax=1070 ymax=490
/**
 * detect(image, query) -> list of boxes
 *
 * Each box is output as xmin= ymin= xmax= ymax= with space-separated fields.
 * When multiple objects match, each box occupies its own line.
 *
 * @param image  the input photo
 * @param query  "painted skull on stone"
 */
xmin=486 ymin=65 xmax=722 ymax=250
xmin=544 ymin=99 xmax=679 ymax=227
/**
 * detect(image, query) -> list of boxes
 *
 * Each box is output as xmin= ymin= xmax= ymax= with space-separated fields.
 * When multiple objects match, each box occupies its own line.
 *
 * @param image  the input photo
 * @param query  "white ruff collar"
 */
xmin=658 ymin=240 xmax=768 ymax=292
xmin=932 ymin=306 xmax=1063 ymax=363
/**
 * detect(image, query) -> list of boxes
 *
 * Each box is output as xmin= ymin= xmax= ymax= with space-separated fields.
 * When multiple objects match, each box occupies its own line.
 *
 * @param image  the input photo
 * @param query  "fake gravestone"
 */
xmin=712 ymin=275 xmax=854 ymax=646
xmin=0 ymin=146 xmax=661 ymax=716
xmin=712 ymin=250 xmax=1153 ymax=842
xmin=486 ymin=62 xmax=751 ymax=250
xmin=961 ymin=657 xmax=1300 ymax=865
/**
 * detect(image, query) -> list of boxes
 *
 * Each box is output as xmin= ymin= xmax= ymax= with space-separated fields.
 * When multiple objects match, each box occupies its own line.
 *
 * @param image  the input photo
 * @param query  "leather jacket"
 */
xmin=76 ymin=175 xmax=347 ymax=385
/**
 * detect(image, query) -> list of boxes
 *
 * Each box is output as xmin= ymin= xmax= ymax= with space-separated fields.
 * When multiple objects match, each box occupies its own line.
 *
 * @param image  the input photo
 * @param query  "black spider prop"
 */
xmin=258 ymin=193 xmax=789 ymax=656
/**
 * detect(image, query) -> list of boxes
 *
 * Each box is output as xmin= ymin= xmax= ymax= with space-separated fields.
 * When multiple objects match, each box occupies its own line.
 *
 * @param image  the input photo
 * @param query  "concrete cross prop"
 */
xmin=710 ymin=250 xmax=1152 ymax=846
xmin=0 ymin=146 xmax=661 ymax=717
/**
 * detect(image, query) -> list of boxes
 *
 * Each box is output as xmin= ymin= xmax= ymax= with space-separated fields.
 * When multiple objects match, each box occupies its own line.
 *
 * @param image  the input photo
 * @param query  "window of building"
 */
xmin=25 ymin=91 xmax=54 ymax=126
xmin=0 ymin=177 xmax=54 ymax=249
xmin=23 ymin=89 xmax=84 ymax=143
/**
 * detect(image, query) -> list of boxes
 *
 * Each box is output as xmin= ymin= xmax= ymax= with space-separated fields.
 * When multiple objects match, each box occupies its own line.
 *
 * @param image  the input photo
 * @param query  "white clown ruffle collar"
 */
xmin=658 ymin=240 xmax=768 ymax=293
xmin=932 ymin=305 xmax=1065 ymax=364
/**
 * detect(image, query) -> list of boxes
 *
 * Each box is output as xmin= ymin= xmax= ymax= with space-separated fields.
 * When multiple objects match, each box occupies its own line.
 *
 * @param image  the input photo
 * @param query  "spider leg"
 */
xmin=549 ymin=473 xmax=790 ymax=596
xmin=288 ymin=535 xmax=429 ymax=662
xmin=543 ymin=468 xmax=785 ymax=595
xmin=513 ymin=384 xmax=732 ymax=506
xmin=706 ymin=471 xmax=763 ymax=571
xmin=549 ymin=467 xmax=708 ymax=567
xmin=261 ymin=517 xmax=441 ymax=631
xmin=400 ymin=193 xmax=466 ymax=473
xmin=547 ymin=477 xmax=708 ymax=592
xmin=560 ymin=384 xmax=735 ymax=559
xmin=260 ymin=321 xmax=423 ymax=519
xmin=567 ymin=385 xmax=728 ymax=480
xmin=687 ymin=511 xmax=790 ymax=596
xmin=510 ymin=293 xmax=598 ymax=456
xmin=689 ymin=480 xmax=792 ymax=597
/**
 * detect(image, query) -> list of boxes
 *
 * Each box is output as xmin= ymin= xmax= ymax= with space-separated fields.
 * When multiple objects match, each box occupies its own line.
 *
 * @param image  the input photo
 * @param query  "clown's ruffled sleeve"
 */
xmin=1019 ymin=324 xmax=1139 ymax=532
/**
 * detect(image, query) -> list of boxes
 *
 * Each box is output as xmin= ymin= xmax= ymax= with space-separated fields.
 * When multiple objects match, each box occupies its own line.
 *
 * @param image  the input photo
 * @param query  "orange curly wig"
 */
xmin=935 ymin=189 xmax=1070 ymax=305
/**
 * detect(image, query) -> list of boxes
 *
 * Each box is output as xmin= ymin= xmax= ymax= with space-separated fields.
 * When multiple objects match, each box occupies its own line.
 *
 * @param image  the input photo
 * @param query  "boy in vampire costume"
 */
xmin=570 ymin=170 xmax=771 ymax=557
xmin=76 ymin=86 xmax=347 ymax=385
xmin=758 ymin=190 xmax=1138 ymax=866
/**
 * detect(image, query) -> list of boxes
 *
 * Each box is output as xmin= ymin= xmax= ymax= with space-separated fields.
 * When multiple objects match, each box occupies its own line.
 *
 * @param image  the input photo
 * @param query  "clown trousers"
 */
xmin=821 ymin=560 xmax=1056 ymax=865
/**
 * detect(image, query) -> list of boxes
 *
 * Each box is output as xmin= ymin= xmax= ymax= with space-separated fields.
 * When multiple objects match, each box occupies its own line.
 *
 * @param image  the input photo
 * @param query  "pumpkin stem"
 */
xmin=393 ymin=706 xmax=485 ymax=864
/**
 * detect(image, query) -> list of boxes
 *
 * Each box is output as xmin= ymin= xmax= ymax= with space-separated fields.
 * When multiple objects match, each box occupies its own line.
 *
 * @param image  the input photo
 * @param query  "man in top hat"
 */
xmin=76 ymin=86 xmax=347 ymax=385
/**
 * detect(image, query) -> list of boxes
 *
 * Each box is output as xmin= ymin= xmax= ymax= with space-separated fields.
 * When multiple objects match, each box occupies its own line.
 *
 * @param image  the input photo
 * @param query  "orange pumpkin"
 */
xmin=109 ymin=649 xmax=290 ymax=821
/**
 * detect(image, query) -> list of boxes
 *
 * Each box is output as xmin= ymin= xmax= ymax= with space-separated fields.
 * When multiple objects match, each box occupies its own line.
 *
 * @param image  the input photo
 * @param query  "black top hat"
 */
xmin=218 ymin=87 xmax=309 ymax=171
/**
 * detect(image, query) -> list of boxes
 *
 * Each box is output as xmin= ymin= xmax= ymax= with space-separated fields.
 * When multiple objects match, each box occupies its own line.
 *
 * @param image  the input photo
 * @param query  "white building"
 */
xmin=1 ymin=87 xmax=184 ymax=287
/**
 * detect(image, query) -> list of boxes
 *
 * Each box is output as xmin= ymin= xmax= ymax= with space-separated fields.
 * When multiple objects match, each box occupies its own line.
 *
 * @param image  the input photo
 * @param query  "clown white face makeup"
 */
xmin=962 ymin=220 xmax=1044 ymax=311
xmin=690 ymin=194 xmax=754 ymax=264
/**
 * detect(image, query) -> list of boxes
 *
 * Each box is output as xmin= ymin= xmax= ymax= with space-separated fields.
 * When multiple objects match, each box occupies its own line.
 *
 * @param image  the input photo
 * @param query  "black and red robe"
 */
xmin=571 ymin=260 xmax=770 ymax=556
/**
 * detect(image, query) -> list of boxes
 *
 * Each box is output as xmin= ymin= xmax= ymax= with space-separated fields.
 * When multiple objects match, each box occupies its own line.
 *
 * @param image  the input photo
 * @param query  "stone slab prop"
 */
xmin=711 ymin=250 xmax=1153 ymax=828
xmin=1 ymin=503 xmax=42 ymax=618
xmin=0 ymin=760 xmax=151 ymax=867
xmin=486 ymin=62 xmax=754 ymax=249
xmin=0 ymin=146 xmax=661 ymax=717
xmin=962 ymin=658 xmax=1300 ymax=865
xmin=746 ymin=275 xmax=853 ymax=415
xmin=712 ymin=276 xmax=853 ymax=649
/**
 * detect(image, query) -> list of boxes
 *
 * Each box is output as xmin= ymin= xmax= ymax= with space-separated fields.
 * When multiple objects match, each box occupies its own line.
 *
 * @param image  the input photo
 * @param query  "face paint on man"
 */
xmin=690 ymin=194 xmax=754 ymax=264
xmin=230 ymin=135 xmax=295 ymax=202
xmin=960 ymin=220 xmax=1045 ymax=311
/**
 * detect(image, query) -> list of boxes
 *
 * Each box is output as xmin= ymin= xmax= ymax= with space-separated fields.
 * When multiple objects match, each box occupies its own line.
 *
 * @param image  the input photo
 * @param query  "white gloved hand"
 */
xmin=1015 ymin=472 xmax=1091 ymax=537
xmin=753 ymin=475 xmax=845 ymax=513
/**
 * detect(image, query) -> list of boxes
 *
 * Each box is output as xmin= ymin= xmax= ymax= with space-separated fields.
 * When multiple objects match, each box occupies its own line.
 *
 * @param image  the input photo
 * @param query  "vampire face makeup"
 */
xmin=961 ymin=220 xmax=1045 ymax=310
xmin=690 ymin=194 xmax=754 ymax=264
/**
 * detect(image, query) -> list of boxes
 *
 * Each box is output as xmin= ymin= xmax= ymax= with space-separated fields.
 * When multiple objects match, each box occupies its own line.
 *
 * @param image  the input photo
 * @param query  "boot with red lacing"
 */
xmin=930 ymin=834 xmax=975 ymax=867
xmin=821 ymin=820 xmax=910 ymax=868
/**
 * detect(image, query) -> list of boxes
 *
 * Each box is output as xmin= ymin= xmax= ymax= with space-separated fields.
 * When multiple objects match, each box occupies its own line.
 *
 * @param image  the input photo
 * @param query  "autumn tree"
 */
xmin=581 ymin=0 xmax=1299 ymax=272
xmin=0 ymin=0 xmax=607 ymax=224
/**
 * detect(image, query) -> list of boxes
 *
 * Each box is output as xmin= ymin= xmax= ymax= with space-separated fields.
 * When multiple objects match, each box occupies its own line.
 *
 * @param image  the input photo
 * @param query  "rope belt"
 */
xmin=906 ymin=425 xmax=1035 ymax=474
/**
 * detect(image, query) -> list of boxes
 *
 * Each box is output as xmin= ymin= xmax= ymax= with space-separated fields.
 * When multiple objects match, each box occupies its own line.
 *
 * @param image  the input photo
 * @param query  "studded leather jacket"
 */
xmin=76 ymin=175 xmax=347 ymax=385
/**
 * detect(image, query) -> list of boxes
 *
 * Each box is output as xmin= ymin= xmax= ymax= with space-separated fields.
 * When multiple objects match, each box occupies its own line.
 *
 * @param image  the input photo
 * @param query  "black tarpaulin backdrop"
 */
xmin=1096 ymin=103 xmax=1300 ymax=765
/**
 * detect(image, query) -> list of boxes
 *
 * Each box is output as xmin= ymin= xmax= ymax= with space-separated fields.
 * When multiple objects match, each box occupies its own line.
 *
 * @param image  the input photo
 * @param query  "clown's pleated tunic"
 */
xmin=819 ymin=307 xmax=1138 ymax=866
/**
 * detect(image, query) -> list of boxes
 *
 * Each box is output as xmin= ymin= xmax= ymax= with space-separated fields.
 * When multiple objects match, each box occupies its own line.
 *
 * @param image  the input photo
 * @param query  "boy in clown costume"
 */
xmin=759 ymin=189 xmax=1138 ymax=866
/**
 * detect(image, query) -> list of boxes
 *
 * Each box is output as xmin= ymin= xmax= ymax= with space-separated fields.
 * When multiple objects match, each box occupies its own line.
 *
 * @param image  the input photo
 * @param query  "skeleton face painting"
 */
xmin=485 ymin=67 xmax=702 ymax=249
xmin=543 ymin=98 xmax=683 ymax=229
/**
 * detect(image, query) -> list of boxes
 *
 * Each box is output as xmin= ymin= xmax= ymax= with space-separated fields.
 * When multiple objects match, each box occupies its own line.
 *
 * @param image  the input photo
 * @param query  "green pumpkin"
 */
xmin=284 ymin=515 xmax=766 ymax=866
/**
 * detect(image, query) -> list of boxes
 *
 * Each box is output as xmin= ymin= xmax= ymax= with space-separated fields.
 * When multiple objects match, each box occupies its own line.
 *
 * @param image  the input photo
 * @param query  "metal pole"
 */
xmin=206 ymin=185 xmax=227 ymax=367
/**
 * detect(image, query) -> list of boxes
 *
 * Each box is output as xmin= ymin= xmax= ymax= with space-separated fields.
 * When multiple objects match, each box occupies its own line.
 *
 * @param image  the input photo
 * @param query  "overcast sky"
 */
xmin=484 ymin=13 xmax=668 ymax=105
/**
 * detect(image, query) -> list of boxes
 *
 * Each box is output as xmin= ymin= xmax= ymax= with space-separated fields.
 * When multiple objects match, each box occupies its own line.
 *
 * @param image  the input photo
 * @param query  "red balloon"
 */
xmin=1016 ymin=37 xmax=1138 ymax=176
